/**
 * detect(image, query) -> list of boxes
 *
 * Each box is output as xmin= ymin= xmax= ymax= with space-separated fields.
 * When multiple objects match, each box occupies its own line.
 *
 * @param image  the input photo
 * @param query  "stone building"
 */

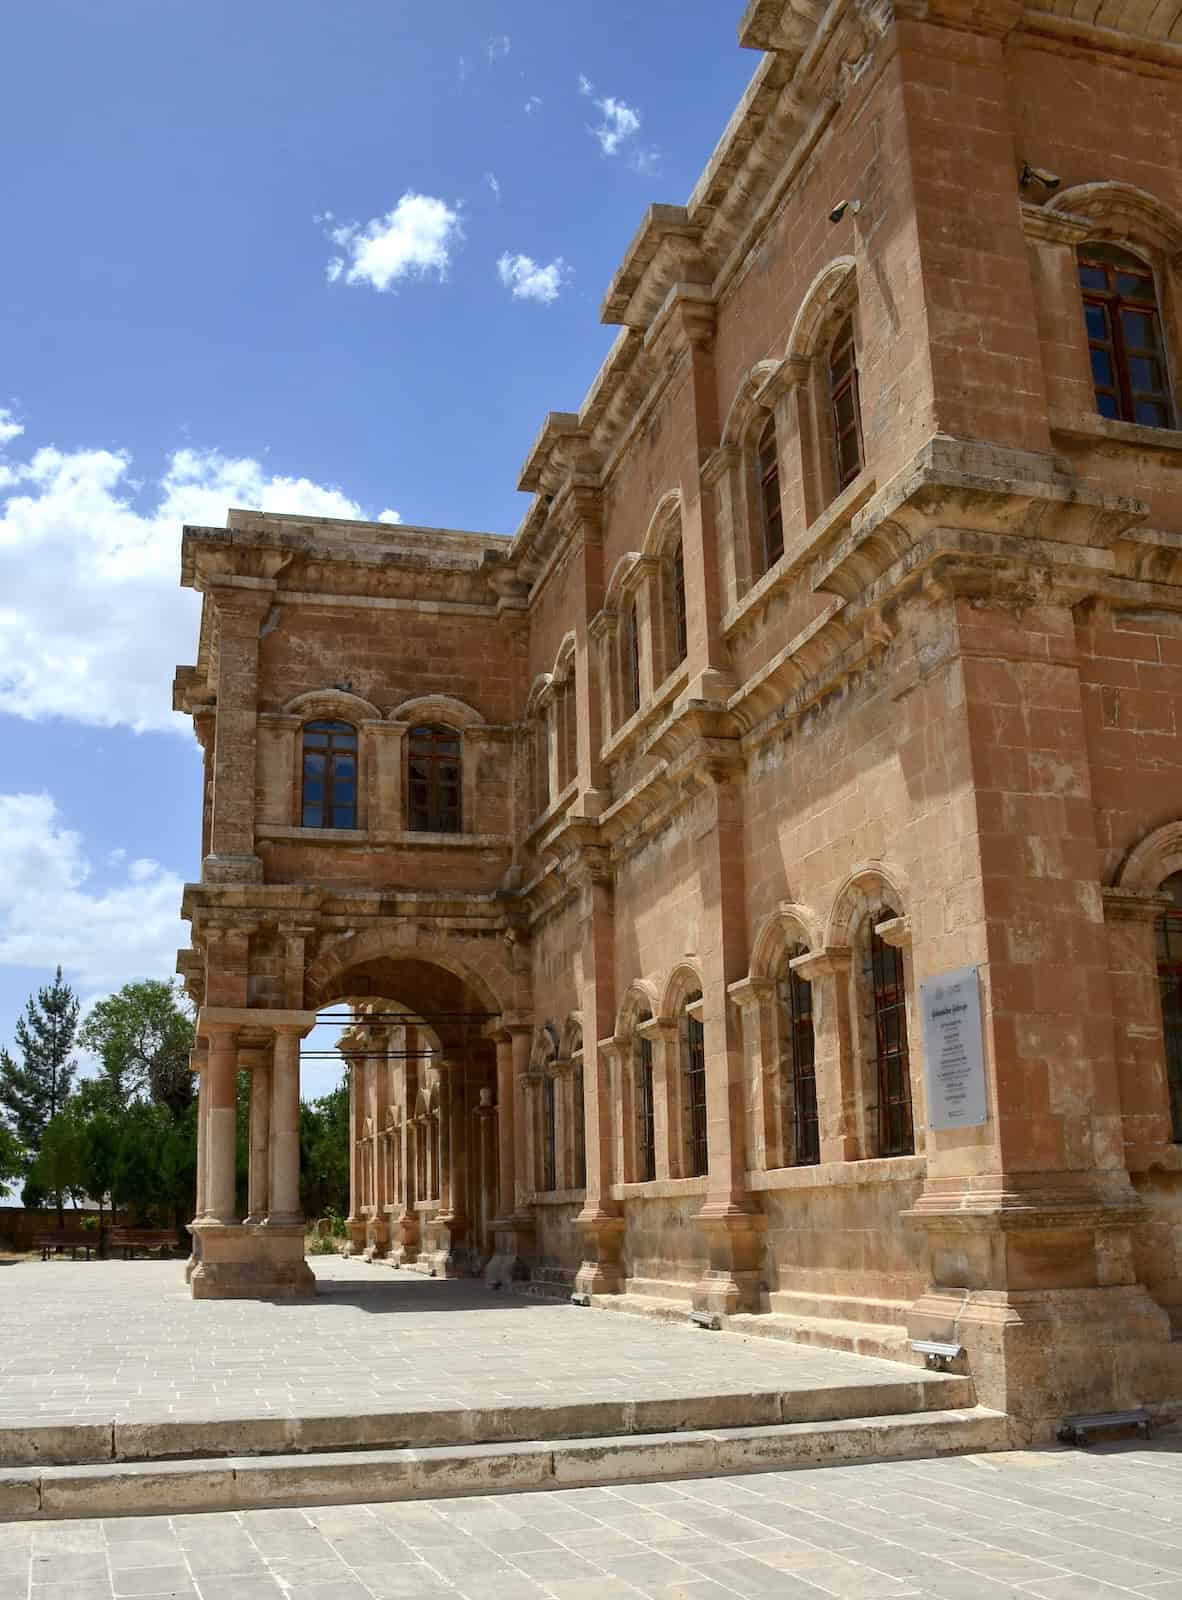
xmin=175 ymin=0 xmax=1182 ymax=1432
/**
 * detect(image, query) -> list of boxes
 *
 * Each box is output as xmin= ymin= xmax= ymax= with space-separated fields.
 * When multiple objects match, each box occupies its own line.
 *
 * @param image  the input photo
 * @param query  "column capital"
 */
xmin=874 ymin=915 xmax=911 ymax=951
xmin=789 ymin=945 xmax=852 ymax=981
xmin=727 ymin=976 xmax=775 ymax=1010
xmin=197 ymin=1005 xmax=318 ymax=1038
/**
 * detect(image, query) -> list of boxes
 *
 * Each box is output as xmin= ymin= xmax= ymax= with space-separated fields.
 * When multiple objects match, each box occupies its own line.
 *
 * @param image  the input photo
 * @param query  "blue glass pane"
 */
xmin=334 ymin=782 xmax=355 ymax=805
xmin=303 ymin=732 xmax=327 ymax=749
xmin=303 ymin=779 xmax=323 ymax=803
xmin=335 ymin=755 xmax=356 ymax=778
xmin=1079 ymin=264 xmax=1106 ymax=290
xmin=1135 ymin=400 xmax=1169 ymax=427
xmin=304 ymin=752 xmax=325 ymax=775
xmin=1084 ymin=305 xmax=1107 ymax=339
xmin=1130 ymin=356 xmax=1162 ymax=392
xmin=1090 ymin=348 xmax=1113 ymax=386
xmin=1097 ymin=392 xmax=1119 ymax=419
xmin=1117 ymin=272 xmax=1153 ymax=301
xmin=333 ymin=806 xmax=354 ymax=828
xmin=302 ymin=804 xmax=323 ymax=827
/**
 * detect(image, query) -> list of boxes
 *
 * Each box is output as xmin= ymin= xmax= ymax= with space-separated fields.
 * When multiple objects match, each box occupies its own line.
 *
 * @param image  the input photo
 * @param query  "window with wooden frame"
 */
xmin=635 ymin=1030 xmax=656 ymax=1183
xmin=829 ymin=316 xmax=865 ymax=491
xmin=869 ymin=912 xmax=914 ymax=1157
xmin=533 ymin=716 xmax=551 ymax=817
xmin=1078 ymin=244 xmax=1173 ymax=429
xmin=555 ymin=674 xmax=577 ymax=791
xmin=622 ymin=600 xmax=641 ymax=720
xmin=682 ymin=993 xmax=708 ymax=1178
xmin=779 ymin=949 xmax=819 ymax=1166
xmin=407 ymin=723 xmax=462 ymax=834
xmin=301 ymin=720 xmax=358 ymax=829
xmin=757 ymin=415 xmax=784 ymax=572
xmin=572 ymin=1061 xmax=586 ymax=1189
xmin=541 ymin=1072 xmax=557 ymax=1192
xmin=670 ymin=540 xmax=688 ymax=667
xmin=1156 ymin=872 xmax=1182 ymax=1143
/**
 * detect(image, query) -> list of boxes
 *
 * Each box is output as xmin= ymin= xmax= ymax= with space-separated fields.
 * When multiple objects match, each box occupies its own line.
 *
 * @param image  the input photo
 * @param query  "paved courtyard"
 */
xmin=2 ymin=1442 xmax=1181 ymax=1599
xmin=0 ymin=1257 xmax=935 ymax=1428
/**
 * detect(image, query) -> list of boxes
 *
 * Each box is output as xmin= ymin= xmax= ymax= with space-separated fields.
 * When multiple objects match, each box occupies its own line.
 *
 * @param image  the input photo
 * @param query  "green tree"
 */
xmin=0 ymin=968 xmax=80 ymax=1162
xmin=79 ymin=980 xmax=195 ymax=1117
xmin=30 ymin=1109 xmax=87 ymax=1220
xmin=0 ymin=1121 xmax=25 ymax=1198
xmin=300 ymin=1080 xmax=350 ymax=1220
xmin=79 ymin=1102 xmax=121 ymax=1255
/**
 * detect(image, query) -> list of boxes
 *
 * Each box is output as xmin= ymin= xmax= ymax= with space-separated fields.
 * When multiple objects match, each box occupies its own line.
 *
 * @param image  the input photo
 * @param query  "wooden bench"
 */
xmin=108 ymin=1227 xmax=178 ymax=1260
xmin=34 ymin=1232 xmax=93 ymax=1261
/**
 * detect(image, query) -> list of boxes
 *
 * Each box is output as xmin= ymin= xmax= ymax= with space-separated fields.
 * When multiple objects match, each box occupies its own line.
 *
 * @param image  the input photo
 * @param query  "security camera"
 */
xmin=1019 ymin=162 xmax=1061 ymax=192
xmin=828 ymin=199 xmax=862 ymax=225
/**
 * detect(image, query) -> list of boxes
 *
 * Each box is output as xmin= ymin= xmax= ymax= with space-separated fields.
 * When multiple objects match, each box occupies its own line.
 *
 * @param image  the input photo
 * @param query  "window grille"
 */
xmin=683 ymin=995 xmax=708 ymax=1177
xmin=573 ymin=1062 xmax=586 ymax=1189
xmin=1156 ymin=872 xmax=1182 ymax=1142
xmin=623 ymin=601 xmax=641 ymax=718
xmin=301 ymin=720 xmax=358 ymax=829
xmin=636 ymin=1034 xmax=656 ymax=1182
xmin=780 ymin=952 xmax=819 ymax=1166
xmin=671 ymin=542 xmax=688 ymax=665
xmin=1079 ymin=244 xmax=1172 ymax=429
xmin=870 ymin=915 xmax=914 ymax=1157
xmin=407 ymin=724 xmax=462 ymax=833
xmin=541 ymin=1073 xmax=557 ymax=1193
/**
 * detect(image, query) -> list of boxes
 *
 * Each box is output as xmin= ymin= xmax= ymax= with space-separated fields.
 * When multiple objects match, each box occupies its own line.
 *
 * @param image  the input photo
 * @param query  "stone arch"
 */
xmin=1117 ymin=820 xmax=1182 ymax=892
xmin=525 ymin=673 xmax=554 ymax=717
xmin=825 ymin=862 xmax=908 ymax=948
xmin=750 ymin=901 xmax=823 ymax=981
xmin=720 ymin=359 xmax=782 ymax=451
xmin=305 ymin=929 xmax=518 ymax=1016
xmin=551 ymin=631 xmax=577 ymax=682
xmin=1048 ymin=181 xmax=1182 ymax=256
xmin=615 ymin=978 xmax=660 ymax=1037
xmin=388 ymin=693 xmax=484 ymax=728
xmin=604 ymin=551 xmax=646 ymax=613
xmin=658 ymin=959 xmax=705 ymax=1022
xmin=282 ymin=687 xmax=382 ymax=721
xmin=639 ymin=489 xmax=684 ymax=560
xmin=785 ymin=255 xmax=858 ymax=361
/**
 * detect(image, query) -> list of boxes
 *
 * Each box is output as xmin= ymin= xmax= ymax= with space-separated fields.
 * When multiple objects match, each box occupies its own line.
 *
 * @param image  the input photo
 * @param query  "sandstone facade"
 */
xmin=175 ymin=0 xmax=1182 ymax=1434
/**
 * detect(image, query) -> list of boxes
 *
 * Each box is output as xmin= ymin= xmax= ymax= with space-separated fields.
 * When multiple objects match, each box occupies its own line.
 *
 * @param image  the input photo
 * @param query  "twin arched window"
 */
xmin=299 ymin=718 xmax=463 ymax=833
xmin=301 ymin=720 xmax=358 ymax=829
xmin=1156 ymin=873 xmax=1182 ymax=1142
xmin=1079 ymin=244 xmax=1172 ymax=429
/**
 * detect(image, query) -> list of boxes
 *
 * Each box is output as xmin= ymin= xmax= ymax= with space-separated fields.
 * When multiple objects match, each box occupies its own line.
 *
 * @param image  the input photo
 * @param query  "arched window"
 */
xmin=869 ymin=910 xmax=913 ymax=1157
xmin=829 ymin=316 xmax=864 ymax=490
xmin=541 ymin=1072 xmax=557 ymax=1193
xmin=407 ymin=724 xmax=462 ymax=833
xmin=1078 ymin=244 xmax=1172 ymax=428
xmin=682 ymin=992 xmax=708 ymax=1177
xmin=635 ymin=1025 xmax=656 ymax=1183
xmin=1156 ymin=872 xmax=1182 ymax=1142
xmin=757 ymin=415 xmax=784 ymax=571
xmin=301 ymin=720 xmax=358 ymax=829
xmin=671 ymin=541 xmax=688 ymax=666
xmin=779 ymin=948 xmax=819 ymax=1166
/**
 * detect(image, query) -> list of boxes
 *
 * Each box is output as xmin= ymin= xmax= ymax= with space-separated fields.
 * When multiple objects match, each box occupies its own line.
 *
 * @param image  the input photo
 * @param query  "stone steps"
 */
xmin=0 ymin=1406 xmax=1010 ymax=1520
xmin=0 ymin=1369 xmax=974 ymax=1469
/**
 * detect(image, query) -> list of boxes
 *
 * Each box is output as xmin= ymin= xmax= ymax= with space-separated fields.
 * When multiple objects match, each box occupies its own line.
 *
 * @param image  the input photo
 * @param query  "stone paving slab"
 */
xmin=3 ymin=1440 xmax=1182 ymax=1598
xmin=0 ymin=1258 xmax=946 ymax=1431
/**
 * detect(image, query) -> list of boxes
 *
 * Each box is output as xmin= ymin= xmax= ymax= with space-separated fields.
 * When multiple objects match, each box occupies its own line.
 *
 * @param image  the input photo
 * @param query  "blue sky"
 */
xmin=0 ymin=0 xmax=755 ymax=1106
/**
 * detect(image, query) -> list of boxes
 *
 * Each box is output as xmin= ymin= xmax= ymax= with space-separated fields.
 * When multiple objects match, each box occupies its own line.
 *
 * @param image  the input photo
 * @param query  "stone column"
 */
xmin=726 ymin=977 xmax=780 ymax=1171
xmin=244 ymin=1047 xmax=272 ymax=1224
xmin=640 ymin=1018 xmax=677 ymax=1182
xmin=192 ymin=1048 xmax=209 ymax=1220
xmin=484 ymin=1022 xmax=535 ymax=1284
xmin=203 ymin=1023 xmax=239 ymax=1226
xmin=204 ymin=582 xmax=273 ymax=886
xmin=267 ymin=1025 xmax=304 ymax=1227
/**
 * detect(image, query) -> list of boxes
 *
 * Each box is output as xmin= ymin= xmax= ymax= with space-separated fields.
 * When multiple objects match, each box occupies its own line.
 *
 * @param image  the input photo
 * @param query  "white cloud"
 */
xmin=486 ymin=172 xmax=502 ymax=202
xmin=578 ymin=75 xmax=643 ymax=158
xmin=630 ymin=147 xmax=662 ymax=177
xmin=322 ymin=192 xmax=463 ymax=293
xmin=524 ymin=96 xmax=542 ymax=115
xmin=0 ymin=419 xmax=402 ymax=732
xmin=377 ymin=509 xmax=402 ymax=524
xmin=487 ymin=34 xmax=510 ymax=63
xmin=497 ymin=253 xmax=570 ymax=305
xmin=0 ymin=792 xmax=184 ymax=994
xmin=0 ymin=409 xmax=23 ymax=449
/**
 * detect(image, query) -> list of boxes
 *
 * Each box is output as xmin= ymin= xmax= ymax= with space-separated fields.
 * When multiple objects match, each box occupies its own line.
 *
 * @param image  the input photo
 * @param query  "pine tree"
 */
xmin=0 ymin=967 xmax=80 ymax=1156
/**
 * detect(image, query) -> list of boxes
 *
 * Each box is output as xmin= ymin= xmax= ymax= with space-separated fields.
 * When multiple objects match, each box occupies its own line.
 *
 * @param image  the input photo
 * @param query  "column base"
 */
xmin=363 ymin=1216 xmax=391 ymax=1262
xmin=343 ymin=1218 xmax=367 ymax=1257
xmin=573 ymin=1207 xmax=626 ymax=1297
xmin=483 ymin=1215 xmax=535 ymax=1286
xmin=903 ymin=1181 xmax=1182 ymax=1436
xmin=187 ymin=1222 xmax=315 ymax=1300
xmin=692 ymin=1201 xmax=767 ymax=1317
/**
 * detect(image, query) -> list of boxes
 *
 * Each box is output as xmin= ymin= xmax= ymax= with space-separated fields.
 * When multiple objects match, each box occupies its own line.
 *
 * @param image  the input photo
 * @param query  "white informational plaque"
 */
xmin=919 ymin=965 xmax=988 ymax=1131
